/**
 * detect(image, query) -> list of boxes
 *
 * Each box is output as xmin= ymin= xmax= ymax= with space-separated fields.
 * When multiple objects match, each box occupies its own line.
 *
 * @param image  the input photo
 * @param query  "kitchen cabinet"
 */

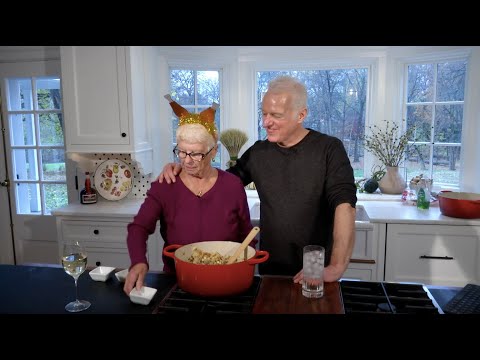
xmin=384 ymin=223 xmax=480 ymax=286
xmin=342 ymin=223 xmax=385 ymax=281
xmin=60 ymin=46 xmax=153 ymax=174
xmin=55 ymin=216 xmax=164 ymax=271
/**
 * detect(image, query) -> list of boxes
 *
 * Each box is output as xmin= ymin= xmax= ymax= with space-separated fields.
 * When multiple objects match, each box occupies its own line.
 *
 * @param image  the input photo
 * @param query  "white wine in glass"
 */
xmin=62 ymin=241 xmax=91 ymax=312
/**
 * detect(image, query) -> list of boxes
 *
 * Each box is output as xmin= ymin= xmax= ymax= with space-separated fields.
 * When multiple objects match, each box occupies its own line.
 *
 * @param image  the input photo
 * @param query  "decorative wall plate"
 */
xmin=94 ymin=159 xmax=133 ymax=201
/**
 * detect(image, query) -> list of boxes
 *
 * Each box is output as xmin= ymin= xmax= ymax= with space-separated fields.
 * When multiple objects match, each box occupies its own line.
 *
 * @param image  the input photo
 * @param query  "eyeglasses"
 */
xmin=173 ymin=146 xmax=214 ymax=162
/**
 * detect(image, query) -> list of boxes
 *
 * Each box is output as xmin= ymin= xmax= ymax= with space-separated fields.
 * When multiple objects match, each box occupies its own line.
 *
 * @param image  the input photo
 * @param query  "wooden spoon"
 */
xmin=226 ymin=226 xmax=260 ymax=264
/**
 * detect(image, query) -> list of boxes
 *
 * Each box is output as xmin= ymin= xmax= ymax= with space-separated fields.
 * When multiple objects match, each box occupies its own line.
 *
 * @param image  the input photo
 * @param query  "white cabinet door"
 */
xmin=346 ymin=223 xmax=384 ymax=281
xmin=385 ymin=224 xmax=479 ymax=286
xmin=350 ymin=226 xmax=374 ymax=261
xmin=61 ymin=46 xmax=130 ymax=147
xmin=60 ymin=46 xmax=153 ymax=173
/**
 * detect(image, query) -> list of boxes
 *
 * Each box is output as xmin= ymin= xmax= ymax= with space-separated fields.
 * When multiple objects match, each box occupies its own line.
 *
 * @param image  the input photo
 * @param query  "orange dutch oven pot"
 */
xmin=163 ymin=241 xmax=269 ymax=297
xmin=437 ymin=191 xmax=480 ymax=219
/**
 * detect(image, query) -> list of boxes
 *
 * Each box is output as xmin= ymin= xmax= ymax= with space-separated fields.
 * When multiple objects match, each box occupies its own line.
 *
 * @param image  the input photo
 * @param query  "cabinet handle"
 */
xmin=349 ymin=258 xmax=376 ymax=264
xmin=419 ymin=255 xmax=454 ymax=260
xmin=93 ymin=229 xmax=99 ymax=235
xmin=96 ymin=261 xmax=101 ymax=266
xmin=121 ymin=132 xmax=127 ymax=137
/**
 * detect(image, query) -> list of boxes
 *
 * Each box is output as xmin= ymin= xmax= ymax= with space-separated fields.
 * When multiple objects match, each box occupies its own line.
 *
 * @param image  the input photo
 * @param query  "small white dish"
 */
xmin=89 ymin=266 xmax=115 ymax=282
xmin=129 ymin=286 xmax=157 ymax=305
xmin=115 ymin=269 xmax=128 ymax=282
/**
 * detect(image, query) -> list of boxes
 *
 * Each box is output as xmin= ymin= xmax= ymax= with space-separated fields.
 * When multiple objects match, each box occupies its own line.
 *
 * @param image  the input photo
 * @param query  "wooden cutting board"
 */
xmin=252 ymin=275 xmax=344 ymax=314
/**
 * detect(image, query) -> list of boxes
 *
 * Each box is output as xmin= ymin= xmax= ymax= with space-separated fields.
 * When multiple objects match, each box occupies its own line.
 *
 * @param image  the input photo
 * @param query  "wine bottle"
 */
xmin=80 ymin=172 xmax=97 ymax=204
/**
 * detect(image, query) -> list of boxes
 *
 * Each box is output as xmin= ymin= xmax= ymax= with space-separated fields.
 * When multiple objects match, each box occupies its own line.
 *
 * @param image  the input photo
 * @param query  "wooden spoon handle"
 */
xmin=227 ymin=226 xmax=260 ymax=264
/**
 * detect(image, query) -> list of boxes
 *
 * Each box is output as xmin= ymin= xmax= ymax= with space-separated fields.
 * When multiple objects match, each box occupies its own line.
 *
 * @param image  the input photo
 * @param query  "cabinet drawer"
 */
xmin=385 ymin=224 xmax=479 ymax=286
xmin=62 ymin=220 xmax=128 ymax=247
xmin=87 ymin=247 xmax=130 ymax=268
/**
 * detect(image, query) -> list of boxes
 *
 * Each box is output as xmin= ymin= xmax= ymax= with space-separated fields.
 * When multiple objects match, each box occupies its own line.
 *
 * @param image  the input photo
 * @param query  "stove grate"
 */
xmin=153 ymin=277 xmax=262 ymax=314
xmin=340 ymin=280 xmax=442 ymax=314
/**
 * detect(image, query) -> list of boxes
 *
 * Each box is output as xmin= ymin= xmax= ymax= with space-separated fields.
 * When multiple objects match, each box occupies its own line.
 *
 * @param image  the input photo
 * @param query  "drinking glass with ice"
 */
xmin=302 ymin=245 xmax=324 ymax=298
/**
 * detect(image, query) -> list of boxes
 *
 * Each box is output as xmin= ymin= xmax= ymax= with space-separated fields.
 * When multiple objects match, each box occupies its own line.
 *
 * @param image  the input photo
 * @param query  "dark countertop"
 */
xmin=426 ymin=285 xmax=462 ymax=311
xmin=0 ymin=264 xmax=461 ymax=314
xmin=0 ymin=264 xmax=176 ymax=314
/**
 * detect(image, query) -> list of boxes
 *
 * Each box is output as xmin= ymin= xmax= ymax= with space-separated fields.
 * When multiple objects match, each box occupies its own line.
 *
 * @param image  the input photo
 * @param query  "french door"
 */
xmin=0 ymin=60 xmax=67 ymax=265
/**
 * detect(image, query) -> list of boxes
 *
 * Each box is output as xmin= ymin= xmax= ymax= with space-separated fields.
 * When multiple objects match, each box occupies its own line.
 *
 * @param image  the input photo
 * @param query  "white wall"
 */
xmin=462 ymin=48 xmax=480 ymax=193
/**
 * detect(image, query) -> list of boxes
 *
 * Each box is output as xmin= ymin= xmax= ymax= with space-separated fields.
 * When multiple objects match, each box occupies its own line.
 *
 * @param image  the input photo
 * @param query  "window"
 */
xmin=169 ymin=69 xmax=221 ymax=168
xmin=404 ymin=60 xmax=467 ymax=188
xmin=6 ymin=76 xmax=67 ymax=215
xmin=257 ymin=69 xmax=368 ymax=179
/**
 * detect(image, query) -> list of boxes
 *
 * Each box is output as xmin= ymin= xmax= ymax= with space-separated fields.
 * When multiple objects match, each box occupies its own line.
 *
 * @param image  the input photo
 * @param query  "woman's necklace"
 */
xmin=182 ymin=169 xmax=217 ymax=198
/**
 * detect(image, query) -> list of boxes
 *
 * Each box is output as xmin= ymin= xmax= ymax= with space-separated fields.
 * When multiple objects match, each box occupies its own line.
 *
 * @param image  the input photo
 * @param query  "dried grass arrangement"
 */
xmin=219 ymin=129 xmax=248 ymax=167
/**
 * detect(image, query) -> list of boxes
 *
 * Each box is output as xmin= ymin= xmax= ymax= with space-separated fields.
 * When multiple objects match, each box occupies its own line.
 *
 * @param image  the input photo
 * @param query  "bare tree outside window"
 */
xmin=6 ymin=76 xmax=67 ymax=215
xmin=169 ymin=69 xmax=221 ymax=168
xmin=405 ymin=60 xmax=466 ymax=188
xmin=257 ymin=69 xmax=368 ymax=179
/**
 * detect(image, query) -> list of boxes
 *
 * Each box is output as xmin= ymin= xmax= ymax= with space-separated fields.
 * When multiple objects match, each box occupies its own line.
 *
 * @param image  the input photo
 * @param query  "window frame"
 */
xmin=254 ymin=59 xmax=378 ymax=179
xmin=4 ymin=76 xmax=66 ymax=215
xmin=157 ymin=46 xmax=478 ymax=192
xmin=398 ymin=51 xmax=470 ymax=191
xmin=168 ymin=66 xmax=224 ymax=168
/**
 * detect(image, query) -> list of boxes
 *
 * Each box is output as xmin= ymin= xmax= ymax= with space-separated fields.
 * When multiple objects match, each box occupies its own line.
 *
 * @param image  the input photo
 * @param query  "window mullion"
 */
xmin=32 ymin=78 xmax=44 ymax=214
xmin=429 ymin=62 xmax=438 ymax=180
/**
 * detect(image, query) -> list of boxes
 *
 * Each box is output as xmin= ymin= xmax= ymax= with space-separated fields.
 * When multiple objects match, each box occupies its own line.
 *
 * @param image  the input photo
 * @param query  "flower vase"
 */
xmin=378 ymin=166 xmax=406 ymax=194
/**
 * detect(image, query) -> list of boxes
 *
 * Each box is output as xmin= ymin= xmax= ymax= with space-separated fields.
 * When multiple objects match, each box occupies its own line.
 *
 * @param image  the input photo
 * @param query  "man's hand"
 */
xmin=156 ymin=163 xmax=182 ymax=184
xmin=293 ymin=269 xmax=303 ymax=284
xmin=292 ymin=267 xmax=341 ymax=284
xmin=123 ymin=263 xmax=148 ymax=295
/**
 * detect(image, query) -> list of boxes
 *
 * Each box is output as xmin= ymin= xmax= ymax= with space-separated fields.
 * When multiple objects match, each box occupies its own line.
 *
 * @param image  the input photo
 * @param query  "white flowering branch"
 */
xmin=363 ymin=120 xmax=415 ymax=167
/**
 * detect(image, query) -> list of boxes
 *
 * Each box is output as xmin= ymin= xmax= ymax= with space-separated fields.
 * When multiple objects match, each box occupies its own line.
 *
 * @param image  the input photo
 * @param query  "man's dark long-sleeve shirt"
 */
xmin=228 ymin=129 xmax=357 ymax=275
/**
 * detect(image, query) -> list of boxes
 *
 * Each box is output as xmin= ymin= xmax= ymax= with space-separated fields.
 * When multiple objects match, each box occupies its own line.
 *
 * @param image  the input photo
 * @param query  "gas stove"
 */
xmin=153 ymin=277 xmax=262 ymax=314
xmin=340 ymin=280 xmax=444 ymax=314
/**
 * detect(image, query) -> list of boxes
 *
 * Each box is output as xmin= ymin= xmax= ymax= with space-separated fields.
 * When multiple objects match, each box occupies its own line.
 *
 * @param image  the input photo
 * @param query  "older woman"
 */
xmin=124 ymin=96 xmax=253 ymax=295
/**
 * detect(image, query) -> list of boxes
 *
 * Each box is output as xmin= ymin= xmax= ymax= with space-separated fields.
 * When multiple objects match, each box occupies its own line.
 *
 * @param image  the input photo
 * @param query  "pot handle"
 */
xmin=247 ymin=250 xmax=269 ymax=265
xmin=438 ymin=190 xmax=452 ymax=196
xmin=163 ymin=244 xmax=182 ymax=259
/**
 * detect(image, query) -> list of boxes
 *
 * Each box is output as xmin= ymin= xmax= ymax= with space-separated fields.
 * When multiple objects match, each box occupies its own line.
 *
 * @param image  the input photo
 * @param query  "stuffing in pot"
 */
xmin=187 ymin=247 xmax=231 ymax=265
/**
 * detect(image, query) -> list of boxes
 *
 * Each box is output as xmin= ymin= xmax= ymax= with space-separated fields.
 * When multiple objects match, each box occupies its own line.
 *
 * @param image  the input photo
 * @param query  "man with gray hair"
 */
xmin=159 ymin=75 xmax=357 ymax=283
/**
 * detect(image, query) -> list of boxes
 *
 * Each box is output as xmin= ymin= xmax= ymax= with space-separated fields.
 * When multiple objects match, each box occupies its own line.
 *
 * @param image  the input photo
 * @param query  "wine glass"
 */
xmin=62 ymin=241 xmax=91 ymax=312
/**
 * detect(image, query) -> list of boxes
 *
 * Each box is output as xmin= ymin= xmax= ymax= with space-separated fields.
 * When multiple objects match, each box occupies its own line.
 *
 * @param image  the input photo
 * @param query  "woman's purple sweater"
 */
xmin=127 ymin=169 xmax=253 ymax=272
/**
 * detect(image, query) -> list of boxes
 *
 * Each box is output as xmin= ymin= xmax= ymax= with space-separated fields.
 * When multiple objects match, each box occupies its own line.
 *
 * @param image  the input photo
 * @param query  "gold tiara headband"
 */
xmin=164 ymin=94 xmax=218 ymax=140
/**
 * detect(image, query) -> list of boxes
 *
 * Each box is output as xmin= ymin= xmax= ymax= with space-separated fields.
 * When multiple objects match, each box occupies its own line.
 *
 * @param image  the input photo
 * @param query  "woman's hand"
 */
xmin=123 ymin=263 xmax=148 ymax=295
xmin=157 ymin=163 xmax=182 ymax=184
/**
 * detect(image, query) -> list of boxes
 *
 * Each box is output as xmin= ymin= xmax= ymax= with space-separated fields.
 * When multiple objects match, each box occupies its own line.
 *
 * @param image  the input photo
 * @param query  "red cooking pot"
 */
xmin=163 ymin=241 xmax=269 ymax=297
xmin=437 ymin=191 xmax=480 ymax=219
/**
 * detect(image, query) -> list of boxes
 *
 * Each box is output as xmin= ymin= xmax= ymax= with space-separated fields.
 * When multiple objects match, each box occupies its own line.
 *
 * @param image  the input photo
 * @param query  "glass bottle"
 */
xmin=80 ymin=172 xmax=97 ymax=204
